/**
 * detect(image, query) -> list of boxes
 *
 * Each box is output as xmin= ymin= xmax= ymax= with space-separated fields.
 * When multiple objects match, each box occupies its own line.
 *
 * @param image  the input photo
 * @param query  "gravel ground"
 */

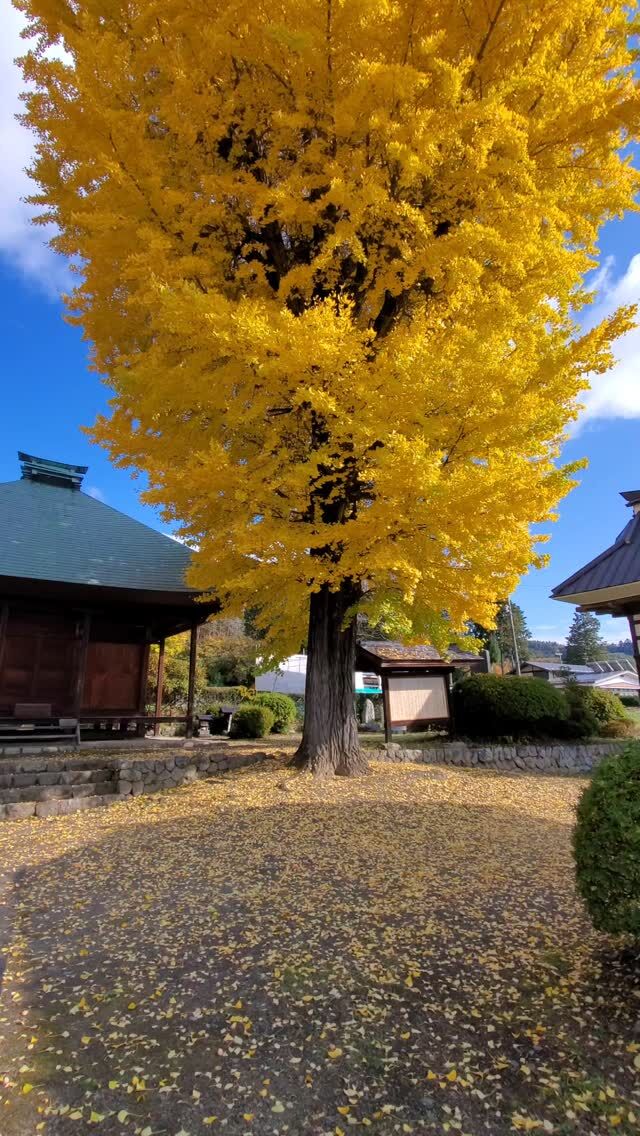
xmin=1 ymin=758 xmax=638 ymax=1136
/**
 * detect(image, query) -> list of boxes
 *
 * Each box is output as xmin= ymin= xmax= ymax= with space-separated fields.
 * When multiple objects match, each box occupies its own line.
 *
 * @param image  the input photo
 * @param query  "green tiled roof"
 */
xmin=0 ymin=470 xmax=195 ymax=594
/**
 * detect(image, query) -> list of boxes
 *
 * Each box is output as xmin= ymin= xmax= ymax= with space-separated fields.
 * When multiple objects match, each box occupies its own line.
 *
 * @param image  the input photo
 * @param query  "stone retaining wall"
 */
xmin=0 ymin=748 xmax=264 ymax=820
xmin=369 ymin=739 xmax=627 ymax=772
xmin=115 ymin=750 xmax=259 ymax=798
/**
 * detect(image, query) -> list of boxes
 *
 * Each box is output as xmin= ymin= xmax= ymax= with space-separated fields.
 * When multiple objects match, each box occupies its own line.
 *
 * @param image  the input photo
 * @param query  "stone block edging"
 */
xmin=0 ymin=748 xmax=267 ymax=821
xmin=369 ymin=739 xmax=627 ymax=772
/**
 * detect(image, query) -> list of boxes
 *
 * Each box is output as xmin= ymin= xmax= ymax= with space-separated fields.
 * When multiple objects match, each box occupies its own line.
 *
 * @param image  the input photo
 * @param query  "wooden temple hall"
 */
xmin=0 ymin=453 xmax=216 ymax=740
xmin=552 ymin=489 xmax=640 ymax=679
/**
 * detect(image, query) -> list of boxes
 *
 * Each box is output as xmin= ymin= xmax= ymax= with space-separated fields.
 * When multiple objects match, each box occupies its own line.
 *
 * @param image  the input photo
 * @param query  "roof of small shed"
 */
xmin=0 ymin=452 xmax=196 ymax=595
xmin=358 ymin=641 xmax=456 ymax=672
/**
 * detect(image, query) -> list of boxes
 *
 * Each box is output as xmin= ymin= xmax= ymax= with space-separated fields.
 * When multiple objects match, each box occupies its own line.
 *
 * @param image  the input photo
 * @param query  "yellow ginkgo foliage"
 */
xmin=17 ymin=0 xmax=640 ymax=773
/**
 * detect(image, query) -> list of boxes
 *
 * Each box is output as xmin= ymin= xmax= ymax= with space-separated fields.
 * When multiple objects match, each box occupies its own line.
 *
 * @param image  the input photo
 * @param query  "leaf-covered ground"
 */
xmin=1 ymin=758 xmax=639 ymax=1136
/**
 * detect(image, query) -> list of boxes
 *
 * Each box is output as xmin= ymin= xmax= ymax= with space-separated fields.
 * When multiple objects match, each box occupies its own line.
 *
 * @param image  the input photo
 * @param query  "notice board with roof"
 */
xmin=0 ymin=452 xmax=216 ymax=733
xmin=356 ymin=642 xmax=455 ymax=742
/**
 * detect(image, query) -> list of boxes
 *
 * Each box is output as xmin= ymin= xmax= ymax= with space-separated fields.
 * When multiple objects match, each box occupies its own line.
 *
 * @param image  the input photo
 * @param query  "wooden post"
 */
xmin=0 ymin=602 xmax=8 ymax=684
xmin=628 ymin=612 xmax=640 ymax=705
xmin=445 ymin=670 xmax=455 ymax=737
xmin=73 ymin=612 xmax=91 ymax=717
xmin=382 ymin=672 xmax=392 ymax=744
xmin=137 ymin=631 xmax=152 ymax=737
xmin=186 ymin=623 xmax=198 ymax=738
xmin=154 ymin=637 xmax=166 ymax=736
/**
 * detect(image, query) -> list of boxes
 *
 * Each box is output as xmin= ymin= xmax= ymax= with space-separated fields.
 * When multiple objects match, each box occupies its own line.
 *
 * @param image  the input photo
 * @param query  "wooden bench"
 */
xmin=0 ymin=704 xmax=80 ymax=746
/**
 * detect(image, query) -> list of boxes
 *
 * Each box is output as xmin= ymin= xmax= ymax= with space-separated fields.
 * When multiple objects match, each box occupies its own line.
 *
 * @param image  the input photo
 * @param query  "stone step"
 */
xmin=0 ymin=767 xmax=114 ymax=790
xmin=0 ymin=780 xmax=117 ymax=805
xmin=1 ymin=794 xmax=122 ymax=821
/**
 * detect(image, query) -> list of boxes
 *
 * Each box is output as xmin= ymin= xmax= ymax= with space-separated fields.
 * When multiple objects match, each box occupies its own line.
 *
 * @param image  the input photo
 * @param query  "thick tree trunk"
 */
xmin=293 ymin=581 xmax=368 ymax=776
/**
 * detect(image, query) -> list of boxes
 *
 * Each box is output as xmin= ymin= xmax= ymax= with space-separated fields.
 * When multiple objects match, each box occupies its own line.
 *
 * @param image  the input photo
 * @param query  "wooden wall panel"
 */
xmin=0 ymin=611 xmax=76 ymax=713
xmin=387 ymin=674 xmax=449 ymax=723
xmin=82 ymin=642 xmax=144 ymax=712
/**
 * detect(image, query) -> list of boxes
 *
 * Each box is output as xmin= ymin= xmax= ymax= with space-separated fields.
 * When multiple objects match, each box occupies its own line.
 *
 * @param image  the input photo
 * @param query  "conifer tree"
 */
xmin=18 ymin=0 xmax=639 ymax=773
xmin=564 ymin=611 xmax=608 ymax=664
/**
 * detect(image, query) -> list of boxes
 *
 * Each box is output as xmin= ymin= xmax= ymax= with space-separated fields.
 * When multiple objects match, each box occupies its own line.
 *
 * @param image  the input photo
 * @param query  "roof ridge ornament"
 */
xmin=621 ymin=490 xmax=640 ymax=513
xmin=18 ymin=451 xmax=88 ymax=490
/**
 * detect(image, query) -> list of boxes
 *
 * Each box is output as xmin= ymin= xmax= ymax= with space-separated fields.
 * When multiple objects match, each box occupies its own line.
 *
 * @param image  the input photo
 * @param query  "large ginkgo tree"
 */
xmin=18 ymin=0 xmax=639 ymax=773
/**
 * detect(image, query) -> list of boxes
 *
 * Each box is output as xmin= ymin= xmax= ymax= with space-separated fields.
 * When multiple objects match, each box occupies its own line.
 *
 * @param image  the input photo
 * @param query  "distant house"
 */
xmin=552 ymin=489 xmax=640 ymax=688
xmin=522 ymin=659 xmax=639 ymax=694
xmin=255 ymin=654 xmax=383 ymax=696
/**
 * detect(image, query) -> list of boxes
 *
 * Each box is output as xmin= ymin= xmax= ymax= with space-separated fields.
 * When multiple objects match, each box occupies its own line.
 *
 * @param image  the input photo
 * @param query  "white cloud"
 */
xmin=86 ymin=485 xmax=106 ymax=502
xmin=577 ymin=253 xmax=640 ymax=425
xmin=0 ymin=6 xmax=71 ymax=295
xmin=530 ymin=617 xmax=630 ymax=645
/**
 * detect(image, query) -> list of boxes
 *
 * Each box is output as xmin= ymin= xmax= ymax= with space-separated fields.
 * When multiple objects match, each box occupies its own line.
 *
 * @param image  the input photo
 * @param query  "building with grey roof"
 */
xmin=552 ymin=490 xmax=640 ymax=687
xmin=0 ymin=453 xmax=216 ymax=736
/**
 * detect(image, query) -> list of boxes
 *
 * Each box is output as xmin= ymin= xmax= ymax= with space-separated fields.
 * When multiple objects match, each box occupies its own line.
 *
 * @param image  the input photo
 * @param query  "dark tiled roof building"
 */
xmin=552 ymin=489 xmax=640 ymax=684
xmin=0 ymin=453 xmax=215 ymax=733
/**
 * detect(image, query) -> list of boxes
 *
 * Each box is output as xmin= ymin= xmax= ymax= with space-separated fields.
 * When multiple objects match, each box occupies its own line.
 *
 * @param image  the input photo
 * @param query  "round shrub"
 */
xmin=252 ymin=692 xmax=297 ymax=733
xmin=573 ymin=742 xmax=640 ymax=935
xmin=230 ymin=702 xmax=275 ymax=739
xmin=453 ymin=673 xmax=567 ymax=740
xmin=563 ymin=683 xmax=629 ymax=739
xmin=619 ymin=693 xmax=639 ymax=708
xmin=600 ymin=719 xmax=636 ymax=739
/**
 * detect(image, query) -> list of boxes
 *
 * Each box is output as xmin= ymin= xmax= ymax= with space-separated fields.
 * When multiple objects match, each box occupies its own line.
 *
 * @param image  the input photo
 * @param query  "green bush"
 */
xmin=230 ymin=702 xmax=275 ymax=739
xmin=563 ymin=683 xmax=629 ymax=739
xmin=619 ymin=693 xmax=639 ymax=708
xmin=573 ymin=742 xmax=640 ymax=935
xmin=453 ymin=673 xmax=568 ymax=740
xmin=252 ymin=692 xmax=297 ymax=733
xmin=600 ymin=719 xmax=636 ymax=739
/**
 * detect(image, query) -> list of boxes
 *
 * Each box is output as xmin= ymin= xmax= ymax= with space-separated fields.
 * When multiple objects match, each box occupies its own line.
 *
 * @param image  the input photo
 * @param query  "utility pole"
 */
xmin=507 ymin=598 xmax=521 ymax=676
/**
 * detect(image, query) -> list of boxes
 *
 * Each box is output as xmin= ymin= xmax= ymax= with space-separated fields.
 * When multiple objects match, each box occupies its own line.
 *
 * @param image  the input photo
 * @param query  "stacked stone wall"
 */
xmin=370 ymin=739 xmax=626 ymax=772
xmin=0 ymin=748 xmax=263 ymax=820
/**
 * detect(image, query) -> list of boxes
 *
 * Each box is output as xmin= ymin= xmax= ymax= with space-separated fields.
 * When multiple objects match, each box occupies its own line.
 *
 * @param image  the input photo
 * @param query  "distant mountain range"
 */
xmin=528 ymin=639 xmax=635 ymax=662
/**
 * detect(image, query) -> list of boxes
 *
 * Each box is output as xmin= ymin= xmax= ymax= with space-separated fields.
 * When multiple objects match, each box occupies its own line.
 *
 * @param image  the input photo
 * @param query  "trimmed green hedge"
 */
xmin=230 ymin=703 xmax=275 ymax=739
xmin=252 ymin=692 xmax=297 ymax=733
xmin=454 ymin=674 xmax=633 ymax=741
xmin=573 ymin=743 xmax=640 ymax=935
xmin=562 ymin=683 xmax=627 ymax=739
xmin=453 ymin=674 xmax=568 ymax=740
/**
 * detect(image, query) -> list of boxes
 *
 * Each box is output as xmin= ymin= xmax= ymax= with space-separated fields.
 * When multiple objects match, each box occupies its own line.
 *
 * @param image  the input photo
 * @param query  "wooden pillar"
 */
xmin=186 ymin=623 xmax=198 ymax=738
xmin=628 ymin=612 xmax=640 ymax=704
xmin=154 ymin=637 xmax=166 ymax=736
xmin=137 ymin=630 xmax=152 ymax=737
xmin=445 ymin=671 xmax=456 ymax=736
xmin=0 ymin=602 xmax=8 ymax=683
xmin=382 ymin=672 xmax=392 ymax=744
xmin=73 ymin=612 xmax=91 ymax=716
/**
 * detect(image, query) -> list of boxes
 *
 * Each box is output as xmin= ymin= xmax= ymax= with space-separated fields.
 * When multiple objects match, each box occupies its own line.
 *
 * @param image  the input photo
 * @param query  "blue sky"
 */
xmin=2 ymin=8 xmax=640 ymax=646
